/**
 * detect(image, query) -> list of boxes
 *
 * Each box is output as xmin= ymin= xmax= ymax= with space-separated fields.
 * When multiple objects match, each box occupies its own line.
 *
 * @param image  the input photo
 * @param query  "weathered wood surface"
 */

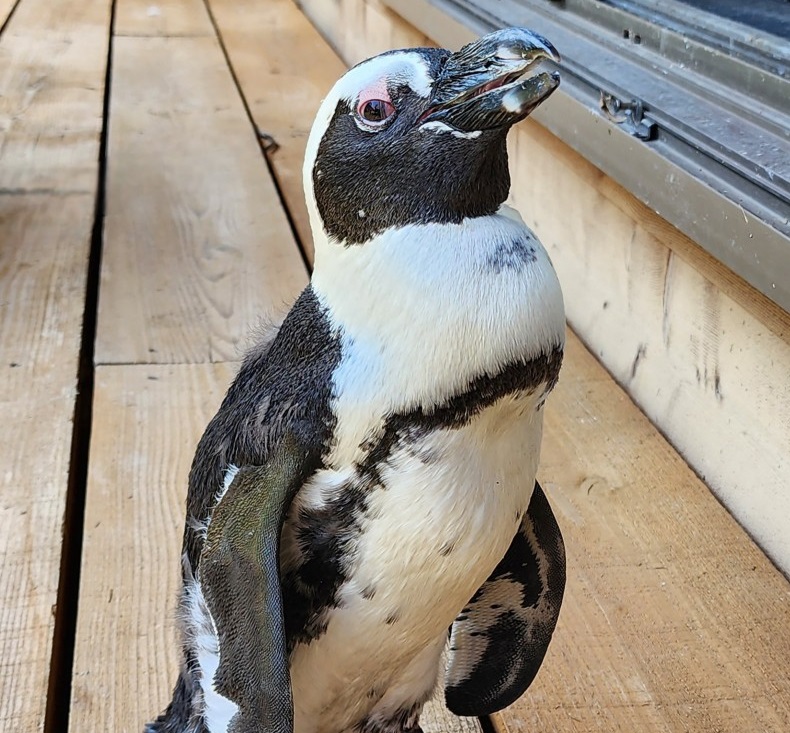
xmin=115 ymin=0 xmax=213 ymax=37
xmin=0 ymin=195 xmax=94 ymax=732
xmin=69 ymin=363 xmax=235 ymax=732
xmin=0 ymin=0 xmax=110 ymax=730
xmin=210 ymin=0 xmax=347 ymax=259
xmin=0 ymin=0 xmax=111 ymax=192
xmin=3 ymin=0 xmax=788 ymax=731
xmin=94 ymin=34 xmax=307 ymax=365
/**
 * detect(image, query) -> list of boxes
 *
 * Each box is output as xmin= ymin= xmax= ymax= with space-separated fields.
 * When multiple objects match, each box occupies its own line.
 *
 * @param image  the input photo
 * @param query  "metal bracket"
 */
xmin=599 ymin=93 xmax=656 ymax=141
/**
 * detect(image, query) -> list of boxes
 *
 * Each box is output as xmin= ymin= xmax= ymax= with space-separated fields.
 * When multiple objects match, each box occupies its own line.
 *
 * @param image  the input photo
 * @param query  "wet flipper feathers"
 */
xmin=199 ymin=433 xmax=321 ymax=733
xmin=445 ymin=481 xmax=565 ymax=716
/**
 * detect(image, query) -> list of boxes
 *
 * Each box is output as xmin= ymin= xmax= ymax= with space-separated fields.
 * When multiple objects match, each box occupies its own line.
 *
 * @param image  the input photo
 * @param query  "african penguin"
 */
xmin=148 ymin=27 xmax=566 ymax=733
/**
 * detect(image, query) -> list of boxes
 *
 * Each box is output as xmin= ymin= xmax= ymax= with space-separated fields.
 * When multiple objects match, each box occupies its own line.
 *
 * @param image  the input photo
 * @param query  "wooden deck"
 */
xmin=1 ymin=1 xmax=789 ymax=732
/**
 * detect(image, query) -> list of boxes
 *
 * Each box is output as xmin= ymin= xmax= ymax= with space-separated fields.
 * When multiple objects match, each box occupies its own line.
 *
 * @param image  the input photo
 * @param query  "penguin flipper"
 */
xmin=198 ymin=432 xmax=321 ymax=733
xmin=444 ymin=481 xmax=565 ymax=716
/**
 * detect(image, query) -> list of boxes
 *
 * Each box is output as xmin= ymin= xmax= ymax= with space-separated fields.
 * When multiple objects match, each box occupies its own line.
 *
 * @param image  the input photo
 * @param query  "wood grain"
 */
xmin=209 ymin=0 xmax=348 ymax=259
xmin=115 ymin=0 xmax=213 ymax=37
xmin=69 ymin=364 xmax=235 ymax=733
xmin=0 ymin=1 xmax=109 ymax=729
xmin=95 ymin=35 xmax=308 ymax=365
xmin=52 ymin=2 xmax=790 ymax=732
xmin=491 ymin=333 xmax=790 ymax=732
xmin=0 ymin=0 xmax=111 ymax=192
xmin=0 ymin=194 xmax=94 ymax=732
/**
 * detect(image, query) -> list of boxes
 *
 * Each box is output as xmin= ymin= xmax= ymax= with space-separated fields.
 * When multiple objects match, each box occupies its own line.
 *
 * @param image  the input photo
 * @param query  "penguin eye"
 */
xmin=358 ymin=99 xmax=396 ymax=125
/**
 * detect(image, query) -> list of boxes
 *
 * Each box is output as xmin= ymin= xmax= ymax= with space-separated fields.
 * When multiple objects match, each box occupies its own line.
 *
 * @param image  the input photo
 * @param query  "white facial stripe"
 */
xmin=420 ymin=120 xmax=482 ymax=140
xmin=335 ymin=52 xmax=433 ymax=103
xmin=302 ymin=52 xmax=435 ymax=243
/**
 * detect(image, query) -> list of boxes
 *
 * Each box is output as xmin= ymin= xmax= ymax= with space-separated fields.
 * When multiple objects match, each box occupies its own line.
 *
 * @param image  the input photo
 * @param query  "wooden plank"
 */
xmin=0 ymin=193 xmax=94 ymax=732
xmin=492 ymin=333 xmax=790 ymax=733
xmin=95 ymin=35 xmax=307 ymax=365
xmin=1 ymin=0 xmax=110 ymax=729
xmin=209 ymin=0 xmax=348 ymax=259
xmin=0 ymin=0 xmax=111 ymax=192
xmin=69 ymin=364 xmax=234 ymax=732
xmin=115 ymin=0 xmax=213 ymax=37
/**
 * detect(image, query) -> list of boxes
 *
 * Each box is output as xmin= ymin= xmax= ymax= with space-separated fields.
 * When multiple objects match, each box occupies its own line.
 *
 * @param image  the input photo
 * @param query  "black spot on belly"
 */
xmin=361 ymin=584 xmax=377 ymax=600
xmin=281 ymin=477 xmax=373 ymax=648
xmin=486 ymin=236 xmax=537 ymax=273
xmin=385 ymin=609 xmax=401 ymax=625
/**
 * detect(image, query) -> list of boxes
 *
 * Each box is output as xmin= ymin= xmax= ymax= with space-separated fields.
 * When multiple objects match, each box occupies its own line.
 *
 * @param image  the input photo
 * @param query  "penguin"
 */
xmin=147 ymin=27 xmax=566 ymax=733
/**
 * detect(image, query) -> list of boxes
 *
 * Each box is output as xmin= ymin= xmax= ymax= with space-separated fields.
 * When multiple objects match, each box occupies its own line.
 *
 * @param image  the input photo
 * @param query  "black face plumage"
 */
xmin=312 ymin=48 xmax=512 ymax=246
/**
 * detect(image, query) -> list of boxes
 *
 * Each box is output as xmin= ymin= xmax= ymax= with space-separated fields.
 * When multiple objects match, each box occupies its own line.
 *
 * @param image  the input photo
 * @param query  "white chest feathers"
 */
xmin=311 ymin=208 xmax=565 ymax=467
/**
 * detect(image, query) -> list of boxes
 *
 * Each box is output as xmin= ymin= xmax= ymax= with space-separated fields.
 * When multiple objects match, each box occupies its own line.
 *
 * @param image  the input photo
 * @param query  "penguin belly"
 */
xmin=285 ymin=390 xmax=545 ymax=733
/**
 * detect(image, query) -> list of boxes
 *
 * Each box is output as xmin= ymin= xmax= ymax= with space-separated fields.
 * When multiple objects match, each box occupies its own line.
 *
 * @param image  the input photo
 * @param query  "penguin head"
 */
xmin=303 ymin=28 xmax=560 ymax=248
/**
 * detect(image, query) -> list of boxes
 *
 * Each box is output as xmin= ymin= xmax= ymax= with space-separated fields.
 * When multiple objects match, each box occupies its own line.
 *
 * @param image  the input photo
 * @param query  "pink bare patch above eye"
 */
xmin=357 ymin=79 xmax=392 ymax=109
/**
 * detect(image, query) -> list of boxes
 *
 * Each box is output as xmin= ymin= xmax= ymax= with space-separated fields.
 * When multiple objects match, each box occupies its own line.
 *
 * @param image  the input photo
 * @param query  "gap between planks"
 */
xmin=94 ymin=32 xmax=306 ymax=365
xmin=0 ymin=0 xmax=112 ymax=731
xmin=200 ymin=0 xmax=314 ymax=271
xmin=207 ymin=0 xmax=348 ymax=261
xmin=0 ymin=0 xmax=21 ymax=34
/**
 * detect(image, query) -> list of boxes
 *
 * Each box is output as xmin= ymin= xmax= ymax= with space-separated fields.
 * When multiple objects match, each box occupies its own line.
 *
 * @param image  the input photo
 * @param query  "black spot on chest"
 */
xmin=281 ymin=473 xmax=375 ymax=649
xmin=486 ymin=235 xmax=537 ymax=273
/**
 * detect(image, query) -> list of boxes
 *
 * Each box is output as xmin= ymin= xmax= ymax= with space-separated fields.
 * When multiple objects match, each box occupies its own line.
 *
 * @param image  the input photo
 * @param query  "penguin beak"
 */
xmin=420 ymin=28 xmax=560 ymax=134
